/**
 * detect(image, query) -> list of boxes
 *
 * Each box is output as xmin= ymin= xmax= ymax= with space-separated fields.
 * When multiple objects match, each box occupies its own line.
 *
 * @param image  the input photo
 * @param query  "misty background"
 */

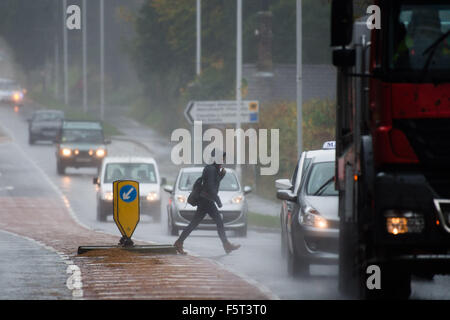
xmin=0 ymin=0 xmax=371 ymax=198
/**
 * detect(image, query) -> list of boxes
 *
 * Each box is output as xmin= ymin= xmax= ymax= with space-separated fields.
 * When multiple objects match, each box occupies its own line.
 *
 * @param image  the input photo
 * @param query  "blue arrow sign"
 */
xmin=119 ymin=185 xmax=137 ymax=203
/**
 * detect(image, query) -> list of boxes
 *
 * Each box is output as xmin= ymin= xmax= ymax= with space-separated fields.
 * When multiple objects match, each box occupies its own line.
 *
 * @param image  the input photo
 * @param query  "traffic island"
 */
xmin=77 ymin=244 xmax=177 ymax=255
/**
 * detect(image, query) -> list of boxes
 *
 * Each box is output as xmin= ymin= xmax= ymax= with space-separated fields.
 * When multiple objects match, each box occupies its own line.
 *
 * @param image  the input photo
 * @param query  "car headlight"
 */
xmin=12 ymin=92 xmax=22 ymax=102
xmin=176 ymin=195 xmax=187 ymax=203
xmin=103 ymin=192 xmax=113 ymax=201
xmin=231 ymin=195 xmax=243 ymax=204
xmin=146 ymin=191 xmax=158 ymax=201
xmin=95 ymin=148 xmax=106 ymax=158
xmin=60 ymin=148 xmax=72 ymax=157
xmin=299 ymin=206 xmax=328 ymax=229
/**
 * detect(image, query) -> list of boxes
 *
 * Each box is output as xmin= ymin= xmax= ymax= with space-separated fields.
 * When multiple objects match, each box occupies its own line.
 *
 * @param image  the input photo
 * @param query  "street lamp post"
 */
xmin=236 ymin=0 xmax=243 ymax=181
xmin=82 ymin=0 xmax=87 ymax=113
xmin=196 ymin=0 xmax=201 ymax=76
xmin=63 ymin=0 xmax=69 ymax=106
xmin=296 ymin=0 xmax=303 ymax=159
xmin=100 ymin=0 xmax=105 ymax=121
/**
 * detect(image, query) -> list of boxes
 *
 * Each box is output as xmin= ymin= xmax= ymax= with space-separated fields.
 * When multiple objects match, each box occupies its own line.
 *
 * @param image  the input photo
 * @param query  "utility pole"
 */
xmin=100 ymin=0 xmax=105 ymax=121
xmin=196 ymin=0 xmax=201 ymax=76
xmin=63 ymin=0 xmax=69 ymax=105
xmin=82 ymin=0 xmax=88 ymax=113
xmin=296 ymin=0 xmax=303 ymax=159
xmin=236 ymin=0 xmax=243 ymax=181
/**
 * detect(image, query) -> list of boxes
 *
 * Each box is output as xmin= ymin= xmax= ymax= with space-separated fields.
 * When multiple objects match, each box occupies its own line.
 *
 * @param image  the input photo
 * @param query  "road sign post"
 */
xmin=113 ymin=180 xmax=140 ymax=246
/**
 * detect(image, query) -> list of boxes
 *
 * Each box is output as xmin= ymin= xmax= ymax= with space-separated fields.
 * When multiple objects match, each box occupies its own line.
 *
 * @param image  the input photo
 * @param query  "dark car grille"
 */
xmin=179 ymin=210 xmax=242 ymax=224
xmin=395 ymin=119 xmax=450 ymax=197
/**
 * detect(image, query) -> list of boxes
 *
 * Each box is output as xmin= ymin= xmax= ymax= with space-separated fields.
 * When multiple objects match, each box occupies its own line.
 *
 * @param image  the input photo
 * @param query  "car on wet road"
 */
xmin=55 ymin=120 xmax=110 ymax=175
xmin=276 ymin=142 xmax=338 ymax=277
xmin=27 ymin=109 xmax=64 ymax=144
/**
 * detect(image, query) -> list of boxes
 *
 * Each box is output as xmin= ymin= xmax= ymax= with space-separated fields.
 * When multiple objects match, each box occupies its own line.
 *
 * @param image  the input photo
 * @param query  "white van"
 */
xmin=93 ymin=156 xmax=164 ymax=222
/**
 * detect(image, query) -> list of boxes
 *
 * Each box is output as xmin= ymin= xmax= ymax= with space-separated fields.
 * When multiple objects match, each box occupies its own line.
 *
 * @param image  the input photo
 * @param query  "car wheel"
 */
xmin=96 ymin=202 xmax=107 ymax=222
xmin=281 ymin=229 xmax=287 ymax=258
xmin=287 ymin=244 xmax=309 ymax=277
xmin=168 ymin=212 xmax=179 ymax=236
xmin=56 ymin=160 xmax=65 ymax=175
xmin=236 ymin=225 xmax=247 ymax=237
xmin=28 ymin=135 xmax=35 ymax=145
xmin=153 ymin=209 xmax=161 ymax=223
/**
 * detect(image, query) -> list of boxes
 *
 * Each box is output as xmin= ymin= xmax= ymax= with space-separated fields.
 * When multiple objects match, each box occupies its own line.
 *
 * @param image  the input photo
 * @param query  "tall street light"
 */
xmin=296 ymin=0 xmax=303 ymax=158
xmin=82 ymin=0 xmax=88 ymax=113
xmin=236 ymin=0 xmax=243 ymax=181
xmin=196 ymin=0 xmax=201 ymax=76
xmin=100 ymin=0 xmax=105 ymax=121
xmin=63 ymin=0 xmax=69 ymax=105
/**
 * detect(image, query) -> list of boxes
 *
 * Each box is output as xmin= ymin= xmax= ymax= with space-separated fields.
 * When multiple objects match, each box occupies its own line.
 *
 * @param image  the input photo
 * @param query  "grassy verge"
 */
xmin=248 ymin=212 xmax=280 ymax=230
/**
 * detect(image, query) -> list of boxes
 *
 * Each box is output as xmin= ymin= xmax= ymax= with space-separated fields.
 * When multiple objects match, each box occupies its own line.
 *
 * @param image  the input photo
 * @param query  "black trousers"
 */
xmin=178 ymin=197 xmax=228 ymax=244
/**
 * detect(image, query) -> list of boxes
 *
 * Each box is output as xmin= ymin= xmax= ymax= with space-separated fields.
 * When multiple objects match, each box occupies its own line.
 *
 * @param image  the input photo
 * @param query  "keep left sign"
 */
xmin=113 ymin=180 xmax=140 ymax=239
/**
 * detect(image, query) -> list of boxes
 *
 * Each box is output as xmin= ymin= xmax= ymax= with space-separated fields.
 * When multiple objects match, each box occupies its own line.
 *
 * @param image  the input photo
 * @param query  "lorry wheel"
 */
xmin=338 ymin=221 xmax=361 ymax=298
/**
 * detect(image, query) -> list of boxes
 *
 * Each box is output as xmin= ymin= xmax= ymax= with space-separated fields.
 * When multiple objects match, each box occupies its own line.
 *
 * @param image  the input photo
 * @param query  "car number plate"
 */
xmin=75 ymin=157 xmax=91 ymax=162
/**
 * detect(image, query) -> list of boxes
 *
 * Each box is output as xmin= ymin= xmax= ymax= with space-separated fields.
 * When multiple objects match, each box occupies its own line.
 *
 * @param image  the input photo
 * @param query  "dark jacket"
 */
xmin=199 ymin=164 xmax=225 ymax=206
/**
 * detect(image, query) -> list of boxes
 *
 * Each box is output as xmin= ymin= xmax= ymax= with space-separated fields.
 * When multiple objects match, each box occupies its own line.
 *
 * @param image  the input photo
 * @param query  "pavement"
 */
xmin=0 ymin=122 xmax=275 ymax=300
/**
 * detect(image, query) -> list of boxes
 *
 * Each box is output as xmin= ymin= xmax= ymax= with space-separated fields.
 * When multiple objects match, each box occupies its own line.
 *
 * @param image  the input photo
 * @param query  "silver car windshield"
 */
xmin=305 ymin=161 xmax=338 ymax=197
xmin=178 ymin=171 xmax=240 ymax=191
xmin=104 ymin=163 xmax=157 ymax=184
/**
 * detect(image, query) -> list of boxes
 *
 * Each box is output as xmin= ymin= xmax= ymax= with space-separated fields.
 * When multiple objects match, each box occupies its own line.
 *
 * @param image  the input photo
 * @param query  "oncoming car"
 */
xmin=93 ymin=156 xmax=164 ymax=222
xmin=55 ymin=121 xmax=110 ymax=175
xmin=164 ymin=167 xmax=252 ymax=237
xmin=27 ymin=109 xmax=64 ymax=144
xmin=276 ymin=142 xmax=338 ymax=277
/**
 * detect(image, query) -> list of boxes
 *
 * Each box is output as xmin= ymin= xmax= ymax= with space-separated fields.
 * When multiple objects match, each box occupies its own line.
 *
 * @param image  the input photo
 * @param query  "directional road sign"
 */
xmin=113 ymin=180 xmax=140 ymax=239
xmin=184 ymin=100 xmax=259 ymax=125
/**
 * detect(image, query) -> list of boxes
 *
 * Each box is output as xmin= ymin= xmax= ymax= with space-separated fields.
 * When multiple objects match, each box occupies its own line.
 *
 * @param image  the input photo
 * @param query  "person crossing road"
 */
xmin=174 ymin=149 xmax=241 ymax=255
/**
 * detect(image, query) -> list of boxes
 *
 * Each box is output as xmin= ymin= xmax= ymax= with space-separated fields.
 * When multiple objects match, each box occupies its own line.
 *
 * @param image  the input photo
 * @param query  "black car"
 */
xmin=28 ymin=110 xmax=65 ymax=144
xmin=55 ymin=120 xmax=110 ymax=175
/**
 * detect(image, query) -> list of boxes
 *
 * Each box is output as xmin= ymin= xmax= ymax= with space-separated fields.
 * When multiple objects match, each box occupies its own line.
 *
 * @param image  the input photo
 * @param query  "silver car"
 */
xmin=164 ymin=167 xmax=252 ymax=237
xmin=276 ymin=142 xmax=338 ymax=277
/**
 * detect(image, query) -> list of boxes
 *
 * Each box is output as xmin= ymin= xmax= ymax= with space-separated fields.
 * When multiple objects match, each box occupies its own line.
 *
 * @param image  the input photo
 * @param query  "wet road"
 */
xmin=0 ymin=102 xmax=449 ymax=300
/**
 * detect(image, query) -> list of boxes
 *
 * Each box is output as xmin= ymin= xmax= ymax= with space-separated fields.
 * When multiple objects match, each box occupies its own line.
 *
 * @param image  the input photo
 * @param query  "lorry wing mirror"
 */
xmin=331 ymin=0 xmax=353 ymax=47
xmin=333 ymin=48 xmax=356 ymax=67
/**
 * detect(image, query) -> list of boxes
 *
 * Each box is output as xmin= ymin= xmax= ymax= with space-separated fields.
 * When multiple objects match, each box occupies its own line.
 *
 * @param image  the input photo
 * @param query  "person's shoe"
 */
xmin=223 ymin=242 xmax=241 ymax=254
xmin=174 ymin=240 xmax=186 ymax=255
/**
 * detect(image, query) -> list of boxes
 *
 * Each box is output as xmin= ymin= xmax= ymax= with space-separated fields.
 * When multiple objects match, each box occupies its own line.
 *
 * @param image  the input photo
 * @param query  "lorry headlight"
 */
xmin=299 ymin=207 xmax=328 ymax=229
xmin=146 ymin=192 xmax=158 ymax=201
xmin=61 ymin=148 xmax=72 ymax=157
xmin=384 ymin=210 xmax=424 ymax=235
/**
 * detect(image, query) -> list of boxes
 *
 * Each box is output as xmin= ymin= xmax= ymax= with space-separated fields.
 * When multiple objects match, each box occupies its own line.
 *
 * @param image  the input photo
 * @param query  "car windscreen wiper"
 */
xmin=312 ymin=176 xmax=334 ymax=196
xmin=420 ymin=30 xmax=450 ymax=82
